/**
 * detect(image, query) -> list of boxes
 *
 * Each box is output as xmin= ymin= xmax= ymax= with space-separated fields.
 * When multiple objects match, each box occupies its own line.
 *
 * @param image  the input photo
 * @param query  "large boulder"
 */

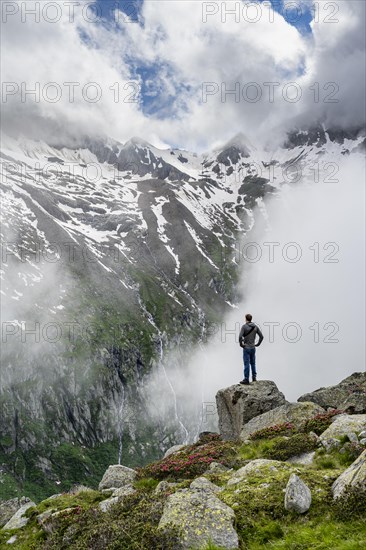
xmin=319 ymin=414 xmax=366 ymax=442
xmin=298 ymin=372 xmax=366 ymax=413
xmin=228 ymin=459 xmax=290 ymax=486
xmin=284 ymin=474 xmax=312 ymax=513
xmin=2 ymin=499 xmax=36 ymax=530
xmin=332 ymin=449 xmax=366 ymax=499
xmin=0 ymin=497 xmax=32 ymax=528
xmin=98 ymin=464 xmax=136 ymax=491
xmin=159 ymin=487 xmax=238 ymax=549
xmin=240 ymin=402 xmax=325 ymax=440
xmin=216 ymin=381 xmax=287 ymax=440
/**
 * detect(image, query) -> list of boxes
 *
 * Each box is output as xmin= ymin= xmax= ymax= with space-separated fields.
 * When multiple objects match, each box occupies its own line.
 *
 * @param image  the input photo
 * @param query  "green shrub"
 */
xmin=41 ymin=491 xmax=180 ymax=549
xmin=249 ymin=422 xmax=295 ymax=440
xmin=255 ymin=521 xmax=284 ymax=544
xmin=338 ymin=442 xmax=364 ymax=466
xmin=316 ymin=456 xmax=338 ymax=469
xmin=264 ymin=434 xmax=317 ymax=461
xmin=138 ymin=439 xmax=239 ymax=480
xmin=134 ymin=478 xmax=160 ymax=491
xmin=332 ymin=485 xmax=366 ymax=520
xmin=300 ymin=410 xmax=344 ymax=435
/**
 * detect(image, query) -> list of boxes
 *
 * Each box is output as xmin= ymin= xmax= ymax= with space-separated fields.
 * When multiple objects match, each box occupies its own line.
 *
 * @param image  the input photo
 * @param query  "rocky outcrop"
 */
xmin=216 ymin=381 xmax=287 ymax=440
xmin=298 ymin=372 xmax=366 ymax=413
xmin=0 ymin=497 xmax=32 ymax=528
xmin=332 ymin=449 xmax=366 ymax=499
xmin=284 ymin=474 xmax=311 ymax=513
xmin=227 ymin=459 xmax=290 ymax=486
xmin=319 ymin=414 xmax=366 ymax=442
xmin=2 ymin=499 xmax=36 ymax=530
xmin=98 ymin=464 xmax=136 ymax=491
xmin=159 ymin=487 xmax=238 ymax=549
xmin=240 ymin=402 xmax=325 ymax=440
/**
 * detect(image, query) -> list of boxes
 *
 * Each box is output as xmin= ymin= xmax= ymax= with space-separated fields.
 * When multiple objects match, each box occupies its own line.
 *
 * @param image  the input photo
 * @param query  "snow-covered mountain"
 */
xmin=0 ymin=126 xmax=364 ymax=498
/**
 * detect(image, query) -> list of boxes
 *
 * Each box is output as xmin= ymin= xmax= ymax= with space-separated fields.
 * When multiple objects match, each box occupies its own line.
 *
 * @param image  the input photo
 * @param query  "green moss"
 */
xmin=134 ymin=478 xmax=160 ymax=491
xmin=264 ymin=434 xmax=317 ymax=461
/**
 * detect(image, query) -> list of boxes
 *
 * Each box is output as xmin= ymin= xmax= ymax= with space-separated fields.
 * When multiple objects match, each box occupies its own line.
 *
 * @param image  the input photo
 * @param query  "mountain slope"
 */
xmin=0 ymin=125 xmax=364 ymax=500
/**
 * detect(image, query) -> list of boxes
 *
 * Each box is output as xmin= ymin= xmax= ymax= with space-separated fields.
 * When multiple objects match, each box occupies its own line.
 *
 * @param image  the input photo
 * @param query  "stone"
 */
xmin=99 ymin=497 xmax=119 ymax=512
xmin=319 ymin=414 xmax=366 ymax=441
xmin=154 ymin=480 xmax=178 ymax=494
xmin=163 ymin=444 xmax=186 ymax=458
xmin=6 ymin=535 xmax=17 ymax=544
xmin=227 ymin=459 xmax=290 ymax=486
xmin=239 ymin=402 xmax=325 ymax=440
xmin=2 ymin=500 xmax=36 ymax=530
xmin=347 ymin=432 xmax=358 ymax=443
xmin=298 ymin=372 xmax=366 ymax=413
xmin=286 ymin=451 xmax=316 ymax=465
xmin=360 ymin=438 xmax=366 ymax=445
xmin=321 ymin=438 xmax=341 ymax=452
xmin=190 ymin=477 xmax=222 ymax=493
xmin=332 ymin=449 xmax=366 ymax=499
xmin=359 ymin=430 xmax=366 ymax=438
xmin=216 ymin=381 xmax=287 ymax=440
xmin=0 ymin=497 xmax=32 ymax=528
xmin=98 ymin=464 xmax=136 ymax=491
xmin=205 ymin=461 xmax=229 ymax=474
xmin=159 ymin=488 xmax=238 ymax=549
xmin=111 ymin=485 xmax=136 ymax=498
xmin=284 ymin=474 xmax=312 ymax=513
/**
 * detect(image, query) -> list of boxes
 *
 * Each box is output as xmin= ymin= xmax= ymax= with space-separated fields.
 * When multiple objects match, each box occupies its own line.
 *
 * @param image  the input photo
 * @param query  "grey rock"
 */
xmin=159 ymin=488 xmax=238 ymax=549
xmin=298 ymin=372 xmax=366 ymax=413
xmin=228 ymin=459 xmax=290 ymax=486
xmin=287 ymin=451 xmax=316 ymax=465
xmin=284 ymin=474 xmax=312 ymax=513
xmin=98 ymin=464 xmax=136 ymax=491
xmin=216 ymin=381 xmax=287 ymax=440
xmin=163 ymin=444 xmax=186 ymax=458
xmin=240 ymin=402 xmax=325 ymax=440
xmin=332 ymin=449 xmax=366 ymax=499
xmin=5 ymin=535 xmax=17 ymax=544
xmin=206 ymin=461 xmax=229 ymax=474
xmin=3 ymin=500 xmax=36 ymax=530
xmin=111 ymin=485 xmax=136 ymax=498
xmin=319 ymin=414 xmax=366 ymax=441
xmin=321 ymin=438 xmax=341 ymax=452
xmin=154 ymin=480 xmax=178 ymax=494
xmin=360 ymin=438 xmax=366 ymax=445
xmin=0 ymin=497 xmax=32 ymax=528
xmin=347 ymin=432 xmax=359 ymax=443
xmin=358 ymin=430 xmax=366 ymax=438
xmin=99 ymin=497 xmax=119 ymax=512
xmin=190 ymin=477 xmax=222 ymax=493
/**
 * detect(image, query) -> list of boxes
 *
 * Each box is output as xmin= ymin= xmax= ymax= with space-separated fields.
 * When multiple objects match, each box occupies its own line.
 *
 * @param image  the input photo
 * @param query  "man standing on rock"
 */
xmin=239 ymin=314 xmax=264 ymax=385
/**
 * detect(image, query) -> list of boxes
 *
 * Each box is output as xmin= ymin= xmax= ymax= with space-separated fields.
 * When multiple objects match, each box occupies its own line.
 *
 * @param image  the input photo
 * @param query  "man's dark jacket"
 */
xmin=239 ymin=322 xmax=264 ymax=349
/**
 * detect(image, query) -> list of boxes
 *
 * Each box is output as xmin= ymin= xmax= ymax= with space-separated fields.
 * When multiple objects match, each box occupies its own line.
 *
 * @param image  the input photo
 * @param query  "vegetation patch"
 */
xmin=264 ymin=433 xmax=318 ymax=461
xmin=250 ymin=422 xmax=295 ymax=440
xmin=138 ymin=438 xmax=240 ymax=480
xmin=299 ymin=409 xmax=344 ymax=435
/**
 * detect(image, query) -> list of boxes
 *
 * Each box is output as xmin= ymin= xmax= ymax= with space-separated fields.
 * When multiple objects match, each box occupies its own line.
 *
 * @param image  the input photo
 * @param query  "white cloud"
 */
xmin=1 ymin=0 xmax=364 ymax=149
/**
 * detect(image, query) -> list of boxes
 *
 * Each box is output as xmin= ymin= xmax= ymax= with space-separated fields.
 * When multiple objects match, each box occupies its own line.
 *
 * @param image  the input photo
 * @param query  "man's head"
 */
xmin=245 ymin=313 xmax=252 ymax=322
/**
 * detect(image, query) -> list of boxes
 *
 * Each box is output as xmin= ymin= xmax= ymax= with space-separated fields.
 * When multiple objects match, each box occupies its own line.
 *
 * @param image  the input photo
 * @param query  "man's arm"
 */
xmin=239 ymin=325 xmax=245 ymax=345
xmin=255 ymin=326 xmax=264 ymax=346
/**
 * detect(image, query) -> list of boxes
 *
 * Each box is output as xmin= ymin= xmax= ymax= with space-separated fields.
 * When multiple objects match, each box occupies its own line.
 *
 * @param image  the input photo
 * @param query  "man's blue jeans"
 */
xmin=243 ymin=347 xmax=256 ymax=380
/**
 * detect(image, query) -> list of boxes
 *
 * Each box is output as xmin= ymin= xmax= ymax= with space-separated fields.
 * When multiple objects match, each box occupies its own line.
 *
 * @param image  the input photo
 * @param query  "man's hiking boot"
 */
xmin=252 ymin=377 xmax=257 ymax=382
xmin=240 ymin=379 xmax=250 ymax=385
